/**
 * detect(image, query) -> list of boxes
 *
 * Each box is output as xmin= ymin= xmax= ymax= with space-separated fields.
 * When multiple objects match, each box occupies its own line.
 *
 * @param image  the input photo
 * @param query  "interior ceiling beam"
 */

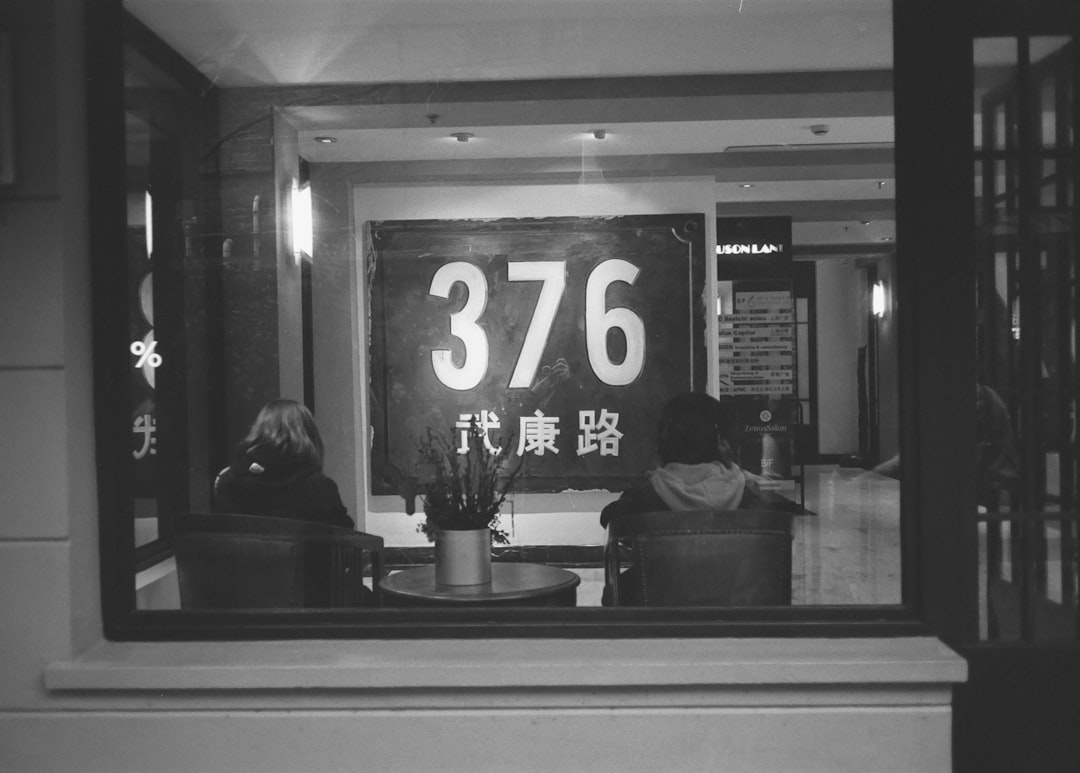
xmin=278 ymin=70 xmax=893 ymax=130
xmin=716 ymin=200 xmax=895 ymax=221
xmin=315 ymin=148 xmax=894 ymax=185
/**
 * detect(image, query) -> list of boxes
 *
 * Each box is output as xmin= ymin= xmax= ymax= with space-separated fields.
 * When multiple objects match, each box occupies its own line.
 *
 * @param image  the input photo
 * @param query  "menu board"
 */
xmin=717 ymin=285 xmax=796 ymax=397
xmin=367 ymin=214 xmax=707 ymax=494
xmin=714 ymin=217 xmax=802 ymax=509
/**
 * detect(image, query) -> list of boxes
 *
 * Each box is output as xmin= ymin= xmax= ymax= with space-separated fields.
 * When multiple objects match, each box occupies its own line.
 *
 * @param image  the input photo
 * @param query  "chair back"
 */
xmin=174 ymin=513 xmax=384 ymax=609
xmin=604 ymin=509 xmax=793 ymax=606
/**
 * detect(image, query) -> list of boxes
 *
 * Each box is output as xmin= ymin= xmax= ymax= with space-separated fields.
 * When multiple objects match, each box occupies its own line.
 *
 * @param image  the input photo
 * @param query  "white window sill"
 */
xmin=46 ymin=636 xmax=966 ymax=695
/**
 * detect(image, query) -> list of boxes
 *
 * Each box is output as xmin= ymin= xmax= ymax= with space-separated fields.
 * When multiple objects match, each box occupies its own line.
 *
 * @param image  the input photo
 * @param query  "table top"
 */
xmin=379 ymin=562 xmax=581 ymax=604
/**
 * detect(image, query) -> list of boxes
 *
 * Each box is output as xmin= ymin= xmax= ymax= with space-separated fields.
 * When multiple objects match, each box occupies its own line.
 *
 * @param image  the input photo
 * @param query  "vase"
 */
xmin=434 ymin=527 xmax=492 ymax=586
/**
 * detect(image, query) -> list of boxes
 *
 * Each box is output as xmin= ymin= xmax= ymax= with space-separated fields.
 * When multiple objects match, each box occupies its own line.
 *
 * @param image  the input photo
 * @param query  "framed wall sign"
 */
xmin=367 ymin=213 xmax=707 ymax=493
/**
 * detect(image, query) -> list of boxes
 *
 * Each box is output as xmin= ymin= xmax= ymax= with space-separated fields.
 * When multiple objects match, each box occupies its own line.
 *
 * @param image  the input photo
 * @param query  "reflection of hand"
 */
xmin=531 ymin=357 xmax=572 ymax=409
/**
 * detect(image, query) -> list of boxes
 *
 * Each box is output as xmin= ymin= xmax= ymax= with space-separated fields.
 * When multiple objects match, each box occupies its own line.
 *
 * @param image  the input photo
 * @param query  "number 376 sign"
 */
xmin=367 ymin=214 xmax=706 ymax=494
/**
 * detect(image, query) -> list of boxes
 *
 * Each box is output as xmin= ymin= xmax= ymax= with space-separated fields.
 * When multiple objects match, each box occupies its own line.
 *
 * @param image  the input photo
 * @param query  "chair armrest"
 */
xmin=603 ymin=527 xmax=622 ymax=606
xmin=299 ymin=531 xmax=386 ymax=607
xmin=335 ymin=531 xmax=385 ymax=550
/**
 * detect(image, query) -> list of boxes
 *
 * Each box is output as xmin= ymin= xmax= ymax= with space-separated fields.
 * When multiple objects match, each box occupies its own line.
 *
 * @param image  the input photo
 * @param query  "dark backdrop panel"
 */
xmin=368 ymin=214 xmax=706 ymax=494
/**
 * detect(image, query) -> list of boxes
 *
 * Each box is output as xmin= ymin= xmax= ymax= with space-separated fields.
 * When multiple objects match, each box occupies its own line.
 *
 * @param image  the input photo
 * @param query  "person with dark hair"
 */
xmin=214 ymin=399 xmax=354 ymax=529
xmin=599 ymin=391 xmax=770 ymax=606
xmin=600 ymin=391 xmax=766 ymax=528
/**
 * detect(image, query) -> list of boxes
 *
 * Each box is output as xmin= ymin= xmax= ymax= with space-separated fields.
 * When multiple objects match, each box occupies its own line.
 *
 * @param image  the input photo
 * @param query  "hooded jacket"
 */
xmin=213 ymin=444 xmax=354 ymax=529
xmin=600 ymin=461 xmax=761 ymax=527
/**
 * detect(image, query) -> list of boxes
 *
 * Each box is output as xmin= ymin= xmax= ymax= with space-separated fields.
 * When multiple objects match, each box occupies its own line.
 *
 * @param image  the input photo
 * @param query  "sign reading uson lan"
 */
xmin=367 ymin=214 xmax=706 ymax=494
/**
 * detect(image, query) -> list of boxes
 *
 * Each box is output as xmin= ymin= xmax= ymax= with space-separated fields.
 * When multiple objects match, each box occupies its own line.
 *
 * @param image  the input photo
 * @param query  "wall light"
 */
xmin=144 ymin=189 xmax=153 ymax=260
xmin=291 ymin=179 xmax=313 ymax=262
xmin=872 ymin=280 xmax=887 ymax=318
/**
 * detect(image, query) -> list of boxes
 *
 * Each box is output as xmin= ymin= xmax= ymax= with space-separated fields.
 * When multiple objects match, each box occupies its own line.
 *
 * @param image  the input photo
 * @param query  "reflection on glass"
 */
xmin=123 ymin=2 xmax=902 ymax=614
xmin=973 ymin=36 xmax=1078 ymax=642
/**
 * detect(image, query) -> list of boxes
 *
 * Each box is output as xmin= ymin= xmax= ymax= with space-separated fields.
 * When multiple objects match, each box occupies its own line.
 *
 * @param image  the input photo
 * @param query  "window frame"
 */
xmin=89 ymin=0 xmax=953 ymax=642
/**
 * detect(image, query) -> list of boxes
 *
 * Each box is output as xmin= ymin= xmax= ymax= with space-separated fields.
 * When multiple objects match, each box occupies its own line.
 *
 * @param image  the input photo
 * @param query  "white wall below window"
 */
xmin=25 ymin=637 xmax=964 ymax=773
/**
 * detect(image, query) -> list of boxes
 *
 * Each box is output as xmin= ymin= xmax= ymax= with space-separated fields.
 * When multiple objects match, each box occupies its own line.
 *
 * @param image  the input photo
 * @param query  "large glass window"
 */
xmin=973 ymin=35 xmax=1079 ymax=642
xmin=100 ymin=1 xmax=913 ymax=636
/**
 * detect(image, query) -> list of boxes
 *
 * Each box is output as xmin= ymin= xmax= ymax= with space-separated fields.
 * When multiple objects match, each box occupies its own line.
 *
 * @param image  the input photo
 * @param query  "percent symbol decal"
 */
xmin=130 ymin=340 xmax=162 ymax=368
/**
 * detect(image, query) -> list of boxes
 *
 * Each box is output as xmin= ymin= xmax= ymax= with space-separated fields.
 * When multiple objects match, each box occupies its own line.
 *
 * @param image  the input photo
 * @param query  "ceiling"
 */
xmin=126 ymin=0 xmax=899 ymax=251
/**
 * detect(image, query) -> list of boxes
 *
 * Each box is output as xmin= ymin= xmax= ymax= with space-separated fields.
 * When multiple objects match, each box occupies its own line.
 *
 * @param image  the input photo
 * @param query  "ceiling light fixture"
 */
xmin=739 ymin=183 xmax=754 ymax=188
xmin=313 ymin=136 xmax=337 ymax=144
xmin=876 ymin=180 xmax=888 ymax=189
xmin=451 ymin=132 xmax=475 ymax=143
xmin=591 ymin=129 xmax=607 ymax=140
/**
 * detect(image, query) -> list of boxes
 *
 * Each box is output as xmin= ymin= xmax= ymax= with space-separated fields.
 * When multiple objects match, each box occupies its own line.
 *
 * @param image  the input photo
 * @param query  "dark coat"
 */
xmin=214 ymin=445 xmax=354 ymax=529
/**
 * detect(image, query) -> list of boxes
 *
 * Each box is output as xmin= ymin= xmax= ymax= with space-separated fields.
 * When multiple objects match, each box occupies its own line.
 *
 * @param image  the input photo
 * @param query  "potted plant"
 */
xmin=417 ymin=417 xmax=522 ymax=585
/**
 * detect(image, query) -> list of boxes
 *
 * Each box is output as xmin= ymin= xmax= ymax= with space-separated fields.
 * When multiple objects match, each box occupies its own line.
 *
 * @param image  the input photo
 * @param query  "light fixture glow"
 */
xmin=313 ymin=136 xmax=337 ymax=144
xmin=451 ymin=132 xmax=475 ymax=142
xmin=739 ymin=183 xmax=754 ymax=189
xmin=872 ymin=280 xmax=887 ymax=318
xmin=291 ymin=179 xmax=313 ymax=262
xmin=144 ymin=189 xmax=153 ymax=259
xmin=591 ymin=129 xmax=607 ymax=140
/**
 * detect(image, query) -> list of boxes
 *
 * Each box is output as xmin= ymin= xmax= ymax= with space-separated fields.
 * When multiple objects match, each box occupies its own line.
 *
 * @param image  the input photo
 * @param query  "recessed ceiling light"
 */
xmin=739 ymin=183 xmax=754 ymax=189
xmin=860 ymin=220 xmax=871 ymax=225
xmin=591 ymin=129 xmax=608 ymax=140
xmin=313 ymin=136 xmax=337 ymax=144
xmin=451 ymin=132 xmax=475 ymax=143
xmin=880 ymin=236 xmax=894 ymax=241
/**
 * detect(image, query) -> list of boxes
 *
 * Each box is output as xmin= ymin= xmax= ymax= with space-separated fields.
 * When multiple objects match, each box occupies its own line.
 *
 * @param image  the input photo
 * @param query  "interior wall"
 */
xmin=343 ymin=179 xmax=719 ymax=546
xmin=876 ymin=255 xmax=900 ymax=461
xmin=216 ymin=91 xmax=286 ymax=448
xmin=813 ymin=259 xmax=863 ymax=457
xmin=308 ymin=165 xmax=365 ymax=523
xmin=272 ymin=110 xmax=305 ymax=404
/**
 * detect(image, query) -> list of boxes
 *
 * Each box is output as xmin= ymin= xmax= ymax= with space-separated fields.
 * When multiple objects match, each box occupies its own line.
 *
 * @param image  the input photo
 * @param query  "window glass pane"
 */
xmin=124 ymin=44 xmax=206 ymax=572
xmin=973 ymin=36 xmax=1079 ymax=642
xmin=119 ymin=1 xmax=902 ymax=620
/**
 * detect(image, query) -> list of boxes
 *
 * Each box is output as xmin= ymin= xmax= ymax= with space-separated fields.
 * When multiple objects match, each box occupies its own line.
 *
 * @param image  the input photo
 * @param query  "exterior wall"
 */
xmin=0 ymin=3 xmax=964 ymax=772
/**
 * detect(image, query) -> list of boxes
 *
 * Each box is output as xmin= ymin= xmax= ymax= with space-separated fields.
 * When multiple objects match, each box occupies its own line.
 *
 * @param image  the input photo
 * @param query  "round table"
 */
xmin=379 ymin=562 xmax=581 ymax=607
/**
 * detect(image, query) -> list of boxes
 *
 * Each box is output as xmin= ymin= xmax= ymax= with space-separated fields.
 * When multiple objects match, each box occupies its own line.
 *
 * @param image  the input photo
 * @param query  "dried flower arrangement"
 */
xmin=416 ymin=417 xmax=522 ymax=544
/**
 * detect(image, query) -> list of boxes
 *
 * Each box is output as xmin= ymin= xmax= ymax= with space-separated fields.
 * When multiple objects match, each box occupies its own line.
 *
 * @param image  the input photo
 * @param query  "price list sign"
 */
xmin=718 ymin=287 xmax=796 ymax=396
xmin=367 ymin=214 xmax=707 ymax=494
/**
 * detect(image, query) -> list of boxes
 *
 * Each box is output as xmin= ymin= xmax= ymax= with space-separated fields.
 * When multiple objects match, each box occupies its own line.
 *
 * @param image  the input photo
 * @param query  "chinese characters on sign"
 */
xmin=368 ymin=214 xmax=707 ymax=493
xmin=452 ymin=410 xmax=624 ymax=458
xmin=132 ymin=413 xmax=157 ymax=459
